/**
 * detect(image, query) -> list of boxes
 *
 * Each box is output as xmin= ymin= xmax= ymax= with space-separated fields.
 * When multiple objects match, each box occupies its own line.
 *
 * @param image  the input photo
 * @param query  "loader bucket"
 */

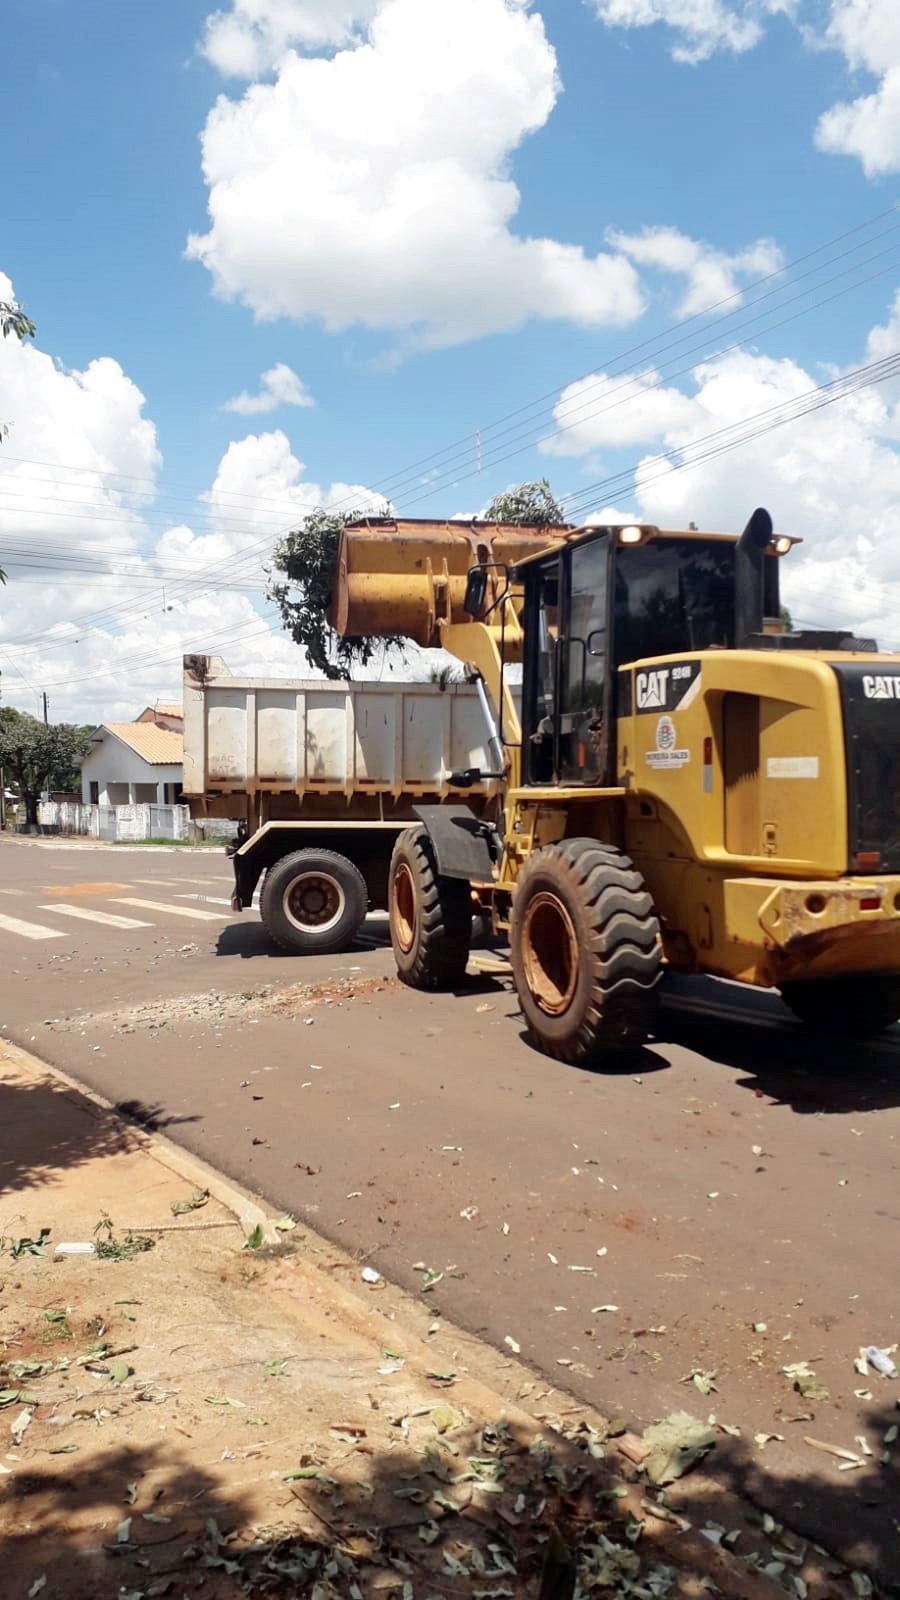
xmin=329 ymin=519 xmax=571 ymax=647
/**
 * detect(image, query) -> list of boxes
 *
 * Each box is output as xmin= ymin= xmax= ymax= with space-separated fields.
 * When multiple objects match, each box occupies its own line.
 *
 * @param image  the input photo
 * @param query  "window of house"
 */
xmin=89 ymin=781 xmax=99 ymax=805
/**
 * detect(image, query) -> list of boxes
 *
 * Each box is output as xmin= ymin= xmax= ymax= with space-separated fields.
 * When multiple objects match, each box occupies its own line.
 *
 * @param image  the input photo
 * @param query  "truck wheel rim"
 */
xmin=520 ymin=891 xmax=578 ymax=1016
xmin=283 ymin=872 xmax=345 ymax=934
xmin=393 ymin=862 xmax=417 ymax=954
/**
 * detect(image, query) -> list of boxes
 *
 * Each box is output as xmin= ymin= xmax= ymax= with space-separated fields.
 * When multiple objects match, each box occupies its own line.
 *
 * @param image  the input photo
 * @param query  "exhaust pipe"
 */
xmin=734 ymin=507 xmax=773 ymax=645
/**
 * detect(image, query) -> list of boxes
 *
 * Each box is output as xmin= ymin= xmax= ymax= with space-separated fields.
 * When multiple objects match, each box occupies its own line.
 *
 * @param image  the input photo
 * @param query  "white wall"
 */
xmin=81 ymin=735 xmax=182 ymax=807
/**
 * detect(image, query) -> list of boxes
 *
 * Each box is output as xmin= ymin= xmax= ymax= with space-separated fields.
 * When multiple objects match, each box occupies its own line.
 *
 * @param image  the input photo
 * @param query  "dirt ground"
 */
xmin=0 ymin=1040 xmax=871 ymax=1600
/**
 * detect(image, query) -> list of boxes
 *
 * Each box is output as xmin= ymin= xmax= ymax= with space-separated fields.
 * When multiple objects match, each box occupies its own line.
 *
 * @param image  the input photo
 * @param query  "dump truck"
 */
xmin=181 ymin=653 xmax=503 ymax=954
xmin=328 ymin=509 xmax=900 ymax=1057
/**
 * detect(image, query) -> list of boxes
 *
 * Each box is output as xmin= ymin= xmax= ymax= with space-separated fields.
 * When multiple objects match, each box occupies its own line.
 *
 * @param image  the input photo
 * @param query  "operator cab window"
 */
xmin=615 ymin=538 xmax=734 ymax=662
xmin=523 ymin=534 xmax=611 ymax=787
xmin=558 ymin=538 xmax=608 ymax=785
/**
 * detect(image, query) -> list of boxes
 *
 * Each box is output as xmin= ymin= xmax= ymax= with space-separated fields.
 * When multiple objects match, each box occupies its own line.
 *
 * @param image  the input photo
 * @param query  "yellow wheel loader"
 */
xmin=330 ymin=509 xmax=900 ymax=1060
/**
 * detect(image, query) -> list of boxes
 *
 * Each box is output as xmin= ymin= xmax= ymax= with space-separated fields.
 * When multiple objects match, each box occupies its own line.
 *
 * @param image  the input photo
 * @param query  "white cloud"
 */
xmin=551 ymin=340 xmax=900 ymax=645
xmin=587 ymin=0 xmax=790 ymax=65
xmin=222 ymin=362 xmax=315 ymax=414
xmin=201 ymin=0 xmax=380 ymax=77
xmin=542 ymin=368 xmax=697 ymax=456
xmin=188 ymin=0 xmax=644 ymax=348
xmin=815 ymin=0 xmax=900 ymax=174
xmin=588 ymin=0 xmax=900 ymax=176
xmin=0 ymin=279 xmax=394 ymax=722
xmin=607 ymin=226 xmax=783 ymax=316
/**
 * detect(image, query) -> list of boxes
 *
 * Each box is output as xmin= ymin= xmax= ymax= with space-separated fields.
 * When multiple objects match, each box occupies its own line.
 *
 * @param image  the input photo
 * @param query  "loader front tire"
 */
xmin=260 ymin=849 xmax=367 ymax=955
xmin=389 ymin=827 xmax=471 ymax=990
xmin=510 ymin=838 xmax=661 ymax=1064
xmin=779 ymin=975 xmax=900 ymax=1035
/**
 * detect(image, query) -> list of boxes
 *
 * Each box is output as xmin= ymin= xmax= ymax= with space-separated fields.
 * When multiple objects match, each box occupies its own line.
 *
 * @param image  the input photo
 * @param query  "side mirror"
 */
xmin=463 ymin=566 xmax=489 ymax=619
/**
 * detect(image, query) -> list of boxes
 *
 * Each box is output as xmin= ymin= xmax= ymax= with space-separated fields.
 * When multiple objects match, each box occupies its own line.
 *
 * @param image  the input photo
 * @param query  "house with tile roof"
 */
xmin=80 ymin=705 xmax=184 ymax=808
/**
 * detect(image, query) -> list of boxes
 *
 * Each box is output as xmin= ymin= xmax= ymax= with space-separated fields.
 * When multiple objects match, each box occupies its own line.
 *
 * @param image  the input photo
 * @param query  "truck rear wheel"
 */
xmin=389 ymin=826 xmax=471 ymax=990
xmin=260 ymin=849 xmax=367 ymax=955
xmin=510 ymin=838 xmax=661 ymax=1064
xmin=779 ymin=975 xmax=900 ymax=1035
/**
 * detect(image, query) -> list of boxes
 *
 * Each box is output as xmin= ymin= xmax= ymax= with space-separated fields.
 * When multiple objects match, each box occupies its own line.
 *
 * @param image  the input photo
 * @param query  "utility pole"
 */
xmin=42 ymin=691 xmax=48 ymax=725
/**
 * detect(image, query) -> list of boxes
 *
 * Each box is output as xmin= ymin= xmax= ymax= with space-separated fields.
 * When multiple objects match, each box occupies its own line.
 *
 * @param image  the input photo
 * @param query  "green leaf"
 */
xmin=243 ymin=1224 xmax=265 ymax=1251
xmin=170 ymin=1188 xmax=209 ymax=1216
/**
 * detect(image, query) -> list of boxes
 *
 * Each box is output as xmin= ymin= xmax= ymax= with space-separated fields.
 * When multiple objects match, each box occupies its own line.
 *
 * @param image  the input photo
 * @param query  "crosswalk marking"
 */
xmin=177 ymin=877 xmax=224 ymax=886
xmin=39 ymin=903 xmax=152 ymax=930
xmin=42 ymin=882 xmax=131 ymax=896
xmin=132 ymin=878 xmax=183 ymax=887
xmin=175 ymin=893 xmax=234 ymax=907
xmin=0 ymin=911 xmax=66 ymax=941
xmin=111 ymin=897 xmax=225 ymax=922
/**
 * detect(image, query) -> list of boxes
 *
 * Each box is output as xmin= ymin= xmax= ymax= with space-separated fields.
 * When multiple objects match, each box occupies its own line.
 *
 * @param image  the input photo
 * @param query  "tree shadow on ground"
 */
xmin=0 ymin=1066 xmax=135 ymax=1195
xmin=656 ymin=978 xmax=900 ymax=1115
xmin=4 ymin=1389 xmax=896 ymax=1598
xmin=0 ymin=1062 xmax=200 ymax=1195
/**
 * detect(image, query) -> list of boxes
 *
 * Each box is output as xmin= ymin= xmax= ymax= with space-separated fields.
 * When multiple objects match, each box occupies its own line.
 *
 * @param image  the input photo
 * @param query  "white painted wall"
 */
xmin=81 ymin=733 xmax=182 ymax=807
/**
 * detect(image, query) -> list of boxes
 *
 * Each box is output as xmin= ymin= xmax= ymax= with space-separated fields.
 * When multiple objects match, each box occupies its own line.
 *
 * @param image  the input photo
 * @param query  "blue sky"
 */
xmin=2 ymin=0 xmax=900 ymax=719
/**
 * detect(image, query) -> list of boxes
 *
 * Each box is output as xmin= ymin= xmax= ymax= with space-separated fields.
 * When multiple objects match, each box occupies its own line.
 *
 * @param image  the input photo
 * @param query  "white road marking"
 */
xmin=131 ymin=878 xmax=182 ymax=887
xmin=177 ymin=877 xmax=223 ymax=886
xmin=111 ymin=897 xmax=225 ymax=922
xmin=0 ymin=912 xmax=66 ymax=940
xmin=39 ymin=904 xmax=152 ymax=930
xmin=0 ymin=888 xmax=25 ymax=896
xmin=175 ymin=894 xmax=233 ymax=907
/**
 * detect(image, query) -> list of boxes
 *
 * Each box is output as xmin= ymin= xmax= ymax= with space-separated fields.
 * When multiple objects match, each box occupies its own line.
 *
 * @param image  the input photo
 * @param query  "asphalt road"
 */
xmin=2 ymin=835 xmax=899 ymax=1577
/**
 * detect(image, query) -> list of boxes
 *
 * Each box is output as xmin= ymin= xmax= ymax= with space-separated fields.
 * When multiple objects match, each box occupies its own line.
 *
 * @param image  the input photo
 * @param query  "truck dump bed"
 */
xmin=182 ymin=655 xmax=500 ymax=813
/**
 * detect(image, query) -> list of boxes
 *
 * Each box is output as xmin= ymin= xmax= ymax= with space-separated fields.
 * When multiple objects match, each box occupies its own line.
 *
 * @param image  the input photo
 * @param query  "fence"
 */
xmin=31 ymin=801 xmax=234 ymax=844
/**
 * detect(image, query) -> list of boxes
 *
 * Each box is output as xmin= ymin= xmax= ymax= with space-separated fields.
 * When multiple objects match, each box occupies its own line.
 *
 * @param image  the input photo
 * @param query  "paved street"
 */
xmin=2 ymin=834 xmax=899 ymax=1574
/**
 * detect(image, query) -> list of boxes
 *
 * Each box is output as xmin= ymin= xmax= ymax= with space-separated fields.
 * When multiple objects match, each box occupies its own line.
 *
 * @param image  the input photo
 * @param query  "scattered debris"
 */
xmin=803 ymin=1436 xmax=863 ymax=1464
xmin=865 ymin=1345 xmax=898 ymax=1379
xmin=54 ymin=1241 xmax=95 ymax=1256
xmin=93 ymin=1213 xmax=155 ymax=1262
xmin=10 ymin=1407 xmax=33 ymax=1445
xmin=641 ymin=1413 xmax=715 ymax=1485
xmin=684 ymin=1369 xmax=717 ymax=1396
xmin=361 ymin=1266 xmax=381 ymax=1285
xmin=170 ymin=1187 xmax=209 ymax=1216
xmin=7 ymin=1228 xmax=51 ymax=1260
xmin=783 ymin=1362 xmax=830 ymax=1402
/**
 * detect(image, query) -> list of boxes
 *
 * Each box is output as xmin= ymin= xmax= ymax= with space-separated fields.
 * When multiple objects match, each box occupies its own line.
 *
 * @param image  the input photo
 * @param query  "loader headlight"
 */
xmin=773 ymin=536 xmax=792 ymax=555
xmin=618 ymin=525 xmax=643 ymax=545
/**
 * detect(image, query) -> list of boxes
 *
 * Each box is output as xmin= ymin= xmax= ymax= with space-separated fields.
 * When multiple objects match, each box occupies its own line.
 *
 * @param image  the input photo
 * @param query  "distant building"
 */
xmin=80 ymin=703 xmax=184 ymax=807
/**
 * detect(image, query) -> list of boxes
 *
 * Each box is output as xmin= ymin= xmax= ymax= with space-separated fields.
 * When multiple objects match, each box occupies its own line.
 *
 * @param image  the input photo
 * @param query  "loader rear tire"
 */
xmin=510 ymin=838 xmax=661 ymax=1064
xmin=389 ymin=826 xmax=471 ymax=990
xmin=779 ymin=975 xmax=900 ymax=1035
xmin=260 ymin=849 xmax=367 ymax=955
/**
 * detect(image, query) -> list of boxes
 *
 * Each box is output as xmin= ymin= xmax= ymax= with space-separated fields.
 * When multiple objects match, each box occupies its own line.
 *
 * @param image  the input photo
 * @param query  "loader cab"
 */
xmin=519 ymin=523 xmax=781 ymax=788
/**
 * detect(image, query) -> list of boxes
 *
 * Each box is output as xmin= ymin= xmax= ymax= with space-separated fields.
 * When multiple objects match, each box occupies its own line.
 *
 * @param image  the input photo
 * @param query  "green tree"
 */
xmin=268 ymin=506 xmax=397 ymax=680
xmin=269 ymin=483 xmax=566 ymax=679
xmin=482 ymin=479 xmax=567 ymax=526
xmin=0 ymin=710 xmax=90 ymax=829
xmin=1 ymin=294 xmax=36 ymax=588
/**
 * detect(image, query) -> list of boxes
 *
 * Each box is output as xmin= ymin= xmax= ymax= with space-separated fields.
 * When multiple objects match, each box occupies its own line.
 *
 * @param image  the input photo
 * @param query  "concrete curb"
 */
xmin=1 ymin=1036 xmax=794 ymax=1600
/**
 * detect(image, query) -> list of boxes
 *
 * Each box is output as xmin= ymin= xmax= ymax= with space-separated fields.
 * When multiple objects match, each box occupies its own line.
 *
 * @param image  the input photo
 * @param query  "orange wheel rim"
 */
xmin=520 ymin=891 xmax=578 ymax=1016
xmin=393 ymin=861 xmax=417 ymax=954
